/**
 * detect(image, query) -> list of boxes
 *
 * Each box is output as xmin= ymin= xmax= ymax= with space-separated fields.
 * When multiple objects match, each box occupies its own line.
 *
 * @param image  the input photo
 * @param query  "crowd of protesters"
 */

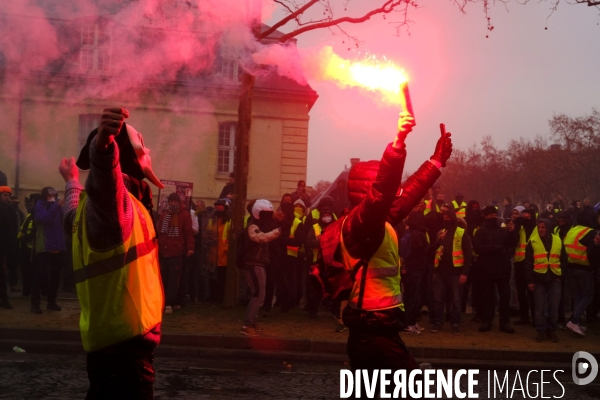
xmin=2 ymin=167 xmax=600 ymax=343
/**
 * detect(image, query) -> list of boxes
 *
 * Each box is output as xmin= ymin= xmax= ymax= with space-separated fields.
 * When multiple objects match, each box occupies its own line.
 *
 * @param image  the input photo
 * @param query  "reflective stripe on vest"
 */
xmin=564 ymin=226 xmax=591 ymax=266
xmin=514 ymin=226 xmax=529 ymax=262
xmin=423 ymin=199 xmax=440 ymax=216
xmin=452 ymin=200 xmax=467 ymax=218
xmin=312 ymin=223 xmax=322 ymax=262
xmin=434 ymin=227 xmax=465 ymax=268
xmin=73 ymin=191 xmax=163 ymax=353
xmin=340 ymin=219 xmax=403 ymax=311
xmin=530 ymin=233 xmax=562 ymax=276
xmin=287 ymin=218 xmax=302 ymax=257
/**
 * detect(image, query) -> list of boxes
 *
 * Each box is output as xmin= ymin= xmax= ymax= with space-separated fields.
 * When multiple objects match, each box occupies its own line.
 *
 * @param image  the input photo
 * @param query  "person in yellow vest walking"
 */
xmin=60 ymin=107 xmax=164 ymax=398
xmin=319 ymin=111 xmax=453 ymax=378
xmin=451 ymin=192 xmax=466 ymax=219
xmin=430 ymin=207 xmax=473 ymax=335
xmin=563 ymin=214 xmax=600 ymax=336
xmin=157 ymin=193 xmax=194 ymax=314
xmin=524 ymin=219 xmax=565 ymax=342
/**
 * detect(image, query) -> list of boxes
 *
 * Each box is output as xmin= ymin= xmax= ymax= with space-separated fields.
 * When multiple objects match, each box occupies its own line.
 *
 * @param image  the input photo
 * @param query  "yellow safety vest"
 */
xmin=312 ymin=223 xmax=322 ymax=262
xmin=514 ymin=226 xmax=539 ymax=262
xmin=452 ymin=200 xmax=467 ymax=219
xmin=18 ymin=214 xmax=34 ymax=249
xmin=434 ymin=227 xmax=465 ymax=268
xmin=311 ymin=208 xmax=338 ymax=222
xmin=340 ymin=219 xmax=403 ymax=311
xmin=563 ymin=226 xmax=592 ymax=266
xmin=243 ymin=214 xmax=250 ymax=228
xmin=423 ymin=199 xmax=440 ymax=216
xmin=530 ymin=233 xmax=562 ymax=276
xmin=73 ymin=192 xmax=163 ymax=353
xmin=286 ymin=218 xmax=302 ymax=257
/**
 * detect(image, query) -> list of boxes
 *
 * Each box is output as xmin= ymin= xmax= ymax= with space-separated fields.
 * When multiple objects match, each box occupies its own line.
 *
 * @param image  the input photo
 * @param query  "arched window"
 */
xmin=218 ymin=122 xmax=236 ymax=173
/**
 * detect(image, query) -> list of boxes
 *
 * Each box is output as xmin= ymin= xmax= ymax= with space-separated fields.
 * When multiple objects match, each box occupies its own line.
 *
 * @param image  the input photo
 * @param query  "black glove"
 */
xmin=431 ymin=132 xmax=453 ymax=167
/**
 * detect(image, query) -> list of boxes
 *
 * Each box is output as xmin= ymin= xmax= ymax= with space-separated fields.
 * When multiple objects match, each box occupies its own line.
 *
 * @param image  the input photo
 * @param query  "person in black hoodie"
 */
xmin=525 ymin=219 xmax=565 ymax=342
xmin=473 ymin=206 xmax=517 ymax=334
xmin=400 ymin=211 xmax=430 ymax=334
xmin=430 ymin=206 xmax=473 ymax=334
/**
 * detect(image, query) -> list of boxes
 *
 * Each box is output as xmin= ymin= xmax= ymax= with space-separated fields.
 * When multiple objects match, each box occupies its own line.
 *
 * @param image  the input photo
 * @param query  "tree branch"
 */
xmin=277 ymin=0 xmax=405 ymax=42
xmin=261 ymin=0 xmax=320 ymax=39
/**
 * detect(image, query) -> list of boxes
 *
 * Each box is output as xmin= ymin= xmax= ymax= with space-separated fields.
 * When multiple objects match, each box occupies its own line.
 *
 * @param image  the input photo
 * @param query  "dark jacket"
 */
xmin=0 ymin=201 xmax=19 ymax=242
xmin=157 ymin=209 xmax=194 ymax=258
xmin=34 ymin=199 xmax=66 ymax=253
xmin=402 ymin=212 xmax=429 ymax=270
xmin=218 ymin=182 xmax=234 ymax=200
xmin=473 ymin=219 xmax=517 ymax=280
xmin=430 ymin=208 xmax=473 ymax=276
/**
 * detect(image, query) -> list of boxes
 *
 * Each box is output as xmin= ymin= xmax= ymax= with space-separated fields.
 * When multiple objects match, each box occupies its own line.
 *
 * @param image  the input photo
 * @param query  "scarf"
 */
xmin=161 ymin=203 xmax=180 ymax=237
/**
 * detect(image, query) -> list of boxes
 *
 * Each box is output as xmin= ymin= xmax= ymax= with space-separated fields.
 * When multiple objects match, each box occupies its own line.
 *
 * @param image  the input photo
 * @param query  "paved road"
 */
xmin=1 ymin=353 xmax=600 ymax=399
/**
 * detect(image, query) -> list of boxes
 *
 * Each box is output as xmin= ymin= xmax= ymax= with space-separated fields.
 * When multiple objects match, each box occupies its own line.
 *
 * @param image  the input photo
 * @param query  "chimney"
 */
xmin=350 ymin=158 xmax=360 ymax=168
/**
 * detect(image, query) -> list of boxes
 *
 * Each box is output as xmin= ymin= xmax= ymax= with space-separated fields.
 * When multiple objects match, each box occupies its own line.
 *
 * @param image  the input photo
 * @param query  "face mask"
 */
xmin=47 ymin=197 xmax=56 ymax=203
xmin=322 ymin=216 xmax=332 ymax=224
xmin=294 ymin=207 xmax=304 ymax=216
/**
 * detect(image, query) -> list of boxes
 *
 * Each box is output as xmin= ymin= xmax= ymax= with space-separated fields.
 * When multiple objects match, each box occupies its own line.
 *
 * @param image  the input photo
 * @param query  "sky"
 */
xmin=264 ymin=1 xmax=600 ymax=185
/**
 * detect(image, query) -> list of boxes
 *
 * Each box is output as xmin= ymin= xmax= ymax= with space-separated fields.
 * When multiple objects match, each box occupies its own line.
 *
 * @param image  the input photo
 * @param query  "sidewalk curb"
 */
xmin=0 ymin=327 xmax=596 ymax=365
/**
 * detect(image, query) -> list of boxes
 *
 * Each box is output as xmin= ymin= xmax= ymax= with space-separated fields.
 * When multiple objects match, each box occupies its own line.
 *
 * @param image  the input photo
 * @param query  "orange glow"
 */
xmin=320 ymin=47 xmax=408 ymax=106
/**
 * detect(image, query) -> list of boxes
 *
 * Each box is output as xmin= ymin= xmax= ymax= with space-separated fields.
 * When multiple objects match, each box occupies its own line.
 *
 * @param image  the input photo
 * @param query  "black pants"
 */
xmin=403 ymin=269 xmax=425 ymax=326
xmin=347 ymin=327 xmax=419 ymax=399
xmin=480 ymin=277 xmax=511 ymax=325
xmin=62 ymin=238 xmax=75 ymax=291
xmin=19 ymin=246 xmax=34 ymax=296
xmin=31 ymin=252 xmax=63 ymax=305
xmin=209 ymin=266 xmax=227 ymax=304
xmin=280 ymin=255 xmax=299 ymax=310
xmin=159 ymin=256 xmax=182 ymax=307
xmin=0 ymin=238 xmax=19 ymax=292
xmin=263 ymin=255 xmax=278 ymax=310
xmin=514 ymin=261 xmax=534 ymax=320
xmin=86 ymin=341 xmax=155 ymax=400
xmin=305 ymin=274 xmax=323 ymax=315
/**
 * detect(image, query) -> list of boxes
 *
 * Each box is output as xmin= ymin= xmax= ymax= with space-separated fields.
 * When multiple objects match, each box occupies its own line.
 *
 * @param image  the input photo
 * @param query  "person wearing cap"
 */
xmin=203 ymin=198 xmax=232 ymax=305
xmin=60 ymin=107 xmax=164 ymax=398
xmin=157 ymin=193 xmax=194 ymax=314
xmin=451 ymin=192 xmax=467 ymax=219
xmin=524 ymin=218 xmax=565 ymax=342
xmin=318 ymin=111 xmax=453 ymax=376
xmin=0 ymin=185 xmax=18 ymax=309
xmin=240 ymin=199 xmax=291 ymax=336
xmin=30 ymin=186 xmax=66 ymax=314
xmin=473 ymin=205 xmax=517 ymax=334
xmin=512 ymin=207 xmax=538 ymax=326
xmin=430 ymin=206 xmax=473 ymax=335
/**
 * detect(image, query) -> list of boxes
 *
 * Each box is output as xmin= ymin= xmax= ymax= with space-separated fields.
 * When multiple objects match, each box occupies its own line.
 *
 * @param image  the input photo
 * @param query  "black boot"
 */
xmin=31 ymin=304 xmax=42 ymax=314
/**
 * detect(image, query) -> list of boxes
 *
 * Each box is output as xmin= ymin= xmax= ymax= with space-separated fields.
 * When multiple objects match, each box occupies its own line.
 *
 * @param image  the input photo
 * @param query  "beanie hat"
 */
xmin=347 ymin=160 xmax=379 ymax=207
xmin=293 ymin=199 xmax=306 ymax=209
xmin=482 ymin=205 xmax=497 ymax=216
xmin=0 ymin=186 xmax=11 ymax=194
xmin=318 ymin=196 xmax=334 ymax=211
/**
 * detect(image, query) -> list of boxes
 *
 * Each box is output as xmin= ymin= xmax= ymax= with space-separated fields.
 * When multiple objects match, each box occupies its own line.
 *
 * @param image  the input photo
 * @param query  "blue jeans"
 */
xmin=243 ymin=264 xmax=266 ymax=327
xmin=432 ymin=273 xmax=462 ymax=326
xmin=533 ymin=278 xmax=561 ymax=332
xmin=569 ymin=269 xmax=595 ymax=324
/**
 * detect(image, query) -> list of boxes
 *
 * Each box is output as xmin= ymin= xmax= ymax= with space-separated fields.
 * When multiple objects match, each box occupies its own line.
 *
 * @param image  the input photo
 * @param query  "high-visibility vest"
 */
xmin=434 ymin=227 xmax=465 ymax=268
xmin=312 ymin=223 xmax=322 ymax=262
xmin=18 ymin=214 xmax=34 ymax=249
xmin=207 ymin=217 xmax=231 ymax=266
xmin=515 ymin=226 xmax=538 ymax=262
xmin=243 ymin=214 xmax=250 ymax=228
xmin=423 ymin=199 xmax=440 ymax=216
xmin=340 ymin=219 xmax=403 ymax=311
xmin=530 ymin=233 xmax=562 ymax=276
xmin=310 ymin=208 xmax=338 ymax=222
xmin=286 ymin=218 xmax=302 ymax=257
xmin=73 ymin=192 xmax=163 ymax=353
xmin=452 ymin=200 xmax=467 ymax=218
xmin=563 ymin=226 xmax=592 ymax=266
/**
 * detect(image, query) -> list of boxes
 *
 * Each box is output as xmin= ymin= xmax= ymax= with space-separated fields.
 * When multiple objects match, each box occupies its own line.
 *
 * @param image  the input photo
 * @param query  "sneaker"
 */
xmin=430 ymin=324 xmax=442 ymax=333
xmin=546 ymin=331 xmax=559 ymax=342
xmin=335 ymin=324 xmax=347 ymax=333
xmin=240 ymin=326 xmax=259 ymax=337
xmin=479 ymin=323 xmax=492 ymax=332
xmin=164 ymin=306 xmax=173 ymax=314
xmin=499 ymin=324 xmax=515 ymax=334
xmin=513 ymin=318 xmax=531 ymax=325
xmin=535 ymin=331 xmax=546 ymax=342
xmin=580 ymin=325 xmax=588 ymax=333
xmin=252 ymin=323 xmax=264 ymax=332
xmin=30 ymin=304 xmax=42 ymax=314
xmin=46 ymin=302 xmax=62 ymax=311
xmin=451 ymin=325 xmax=460 ymax=335
xmin=566 ymin=321 xmax=586 ymax=337
xmin=0 ymin=300 xmax=13 ymax=309
xmin=414 ymin=323 xmax=425 ymax=331
xmin=403 ymin=325 xmax=422 ymax=335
